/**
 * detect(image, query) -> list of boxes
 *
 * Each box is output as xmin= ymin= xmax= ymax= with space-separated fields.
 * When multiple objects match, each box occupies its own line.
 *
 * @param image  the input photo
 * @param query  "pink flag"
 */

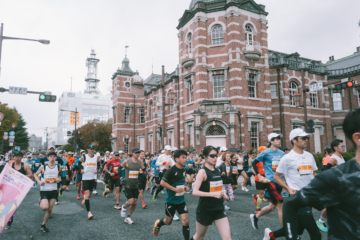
xmin=0 ymin=164 xmax=34 ymax=234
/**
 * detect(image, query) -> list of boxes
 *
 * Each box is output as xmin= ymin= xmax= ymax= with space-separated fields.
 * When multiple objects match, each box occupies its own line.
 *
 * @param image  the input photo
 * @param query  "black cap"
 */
xmin=13 ymin=151 xmax=23 ymax=156
xmin=47 ymin=151 xmax=57 ymax=157
xmin=283 ymin=147 xmax=291 ymax=151
xmin=114 ymin=151 xmax=120 ymax=156
xmin=132 ymin=147 xmax=141 ymax=153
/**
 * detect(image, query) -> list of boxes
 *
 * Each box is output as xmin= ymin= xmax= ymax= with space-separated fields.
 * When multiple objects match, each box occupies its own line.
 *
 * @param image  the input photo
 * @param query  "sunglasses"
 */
xmin=208 ymin=154 xmax=218 ymax=158
xmin=296 ymin=136 xmax=309 ymax=141
xmin=88 ymin=145 xmax=95 ymax=149
xmin=341 ymin=145 xmax=346 ymax=148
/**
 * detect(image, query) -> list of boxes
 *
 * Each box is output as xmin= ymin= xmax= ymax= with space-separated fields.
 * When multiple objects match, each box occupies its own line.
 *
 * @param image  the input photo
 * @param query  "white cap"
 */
xmin=171 ymin=147 xmax=178 ymax=152
xmin=80 ymin=150 xmax=86 ymax=153
xmin=289 ymin=128 xmax=312 ymax=141
xmin=110 ymin=152 xmax=114 ymax=155
xmin=220 ymin=147 xmax=227 ymax=152
xmin=106 ymin=151 xmax=110 ymax=153
xmin=164 ymin=145 xmax=172 ymax=151
xmin=268 ymin=133 xmax=283 ymax=142
xmin=161 ymin=150 xmax=165 ymax=154
xmin=118 ymin=151 xmax=124 ymax=154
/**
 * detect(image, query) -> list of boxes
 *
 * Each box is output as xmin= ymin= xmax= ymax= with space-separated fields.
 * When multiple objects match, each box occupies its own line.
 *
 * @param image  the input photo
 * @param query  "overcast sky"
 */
xmin=0 ymin=0 xmax=359 ymax=143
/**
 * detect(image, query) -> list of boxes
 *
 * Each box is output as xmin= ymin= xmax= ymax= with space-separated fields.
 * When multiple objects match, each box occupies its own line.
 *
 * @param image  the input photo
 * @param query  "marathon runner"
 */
xmin=230 ymin=154 xmax=239 ymax=191
xmin=238 ymin=151 xmax=250 ymax=192
xmin=80 ymin=145 xmax=100 ymax=219
xmin=5 ymin=151 xmax=33 ymax=230
xmin=138 ymin=150 xmax=148 ymax=209
xmin=58 ymin=150 xmax=70 ymax=198
xmin=103 ymin=151 xmax=122 ymax=209
xmin=66 ymin=152 xmax=75 ymax=186
xmin=153 ymin=146 xmax=172 ymax=201
xmin=250 ymin=133 xmax=285 ymax=229
xmin=282 ymin=108 xmax=360 ymax=240
xmin=251 ymin=146 xmax=267 ymax=214
xmin=120 ymin=147 xmax=146 ymax=224
xmin=151 ymin=151 xmax=161 ymax=198
xmin=33 ymin=151 xmax=61 ymax=232
xmin=185 ymin=151 xmax=196 ymax=193
xmin=263 ymin=128 xmax=321 ymax=240
xmin=191 ymin=146 xmax=231 ymax=240
xmin=73 ymin=150 xmax=85 ymax=200
xmin=320 ymin=146 xmax=333 ymax=172
xmin=32 ymin=152 xmax=42 ymax=188
xmin=219 ymin=152 xmax=234 ymax=211
xmin=153 ymin=149 xmax=190 ymax=239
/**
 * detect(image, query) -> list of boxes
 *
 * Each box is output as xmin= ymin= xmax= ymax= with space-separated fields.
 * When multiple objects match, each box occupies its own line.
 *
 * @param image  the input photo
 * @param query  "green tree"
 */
xmin=0 ymin=102 xmax=19 ymax=152
xmin=61 ymin=143 xmax=73 ymax=152
xmin=12 ymin=108 xmax=30 ymax=151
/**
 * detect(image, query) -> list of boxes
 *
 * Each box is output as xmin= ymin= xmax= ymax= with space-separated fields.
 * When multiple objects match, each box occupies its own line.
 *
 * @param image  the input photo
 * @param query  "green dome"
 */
xmin=189 ymin=0 xmax=216 ymax=9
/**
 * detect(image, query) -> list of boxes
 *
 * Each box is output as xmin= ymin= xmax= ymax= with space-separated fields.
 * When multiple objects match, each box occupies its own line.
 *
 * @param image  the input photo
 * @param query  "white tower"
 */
xmin=84 ymin=49 xmax=101 ymax=94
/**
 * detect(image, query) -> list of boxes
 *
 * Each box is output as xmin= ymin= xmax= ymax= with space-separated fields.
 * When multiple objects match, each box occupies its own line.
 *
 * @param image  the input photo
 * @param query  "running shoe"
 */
xmin=250 ymin=214 xmax=259 ymax=230
xmin=88 ymin=211 xmax=94 ymax=219
xmin=70 ymin=182 xmax=74 ymax=184
xmin=255 ymin=208 xmax=261 ymax=214
xmin=263 ymin=228 xmax=272 ymax=240
xmin=40 ymin=225 xmax=49 ymax=232
xmin=75 ymin=185 xmax=77 ymax=189
xmin=120 ymin=205 xmax=127 ymax=217
xmin=102 ymin=191 xmax=107 ymax=198
xmin=151 ymin=188 xmax=155 ymax=195
xmin=55 ymin=201 xmax=59 ymax=205
xmin=81 ymin=198 xmax=85 ymax=205
xmin=153 ymin=219 xmax=161 ymax=236
xmin=146 ymin=187 xmax=150 ymax=190
xmin=152 ymin=193 xmax=157 ymax=202
xmin=173 ymin=214 xmax=180 ymax=221
xmin=242 ymin=186 xmax=249 ymax=192
xmin=142 ymin=203 xmax=148 ymax=209
xmin=161 ymin=189 xmax=165 ymax=194
xmin=114 ymin=205 xmax=121 ymax=210
xmin=66 ymin=186 xmax=69 ymax=190
xmin=76 ymin=195 xmax=81 ymax=200
xmin=148 ymin=180 xmax=150 ymax=184
xmin=59 ymin=192 xmax=63 ymax=197
xmin=124 ymin=217 xmax=134 ymax=224
xmin=252 ymin=194 xmax=258 ymax=205
xmin=263 ymin=198 xmax=268 ymax=202
xmin=93 ymin=190 xmax=98 ymax=194
xmin=316 ymin=221 xmax=328 ymax=232
xmin=282 ymin=192 xmax=289 ymax=197
xmin=224 ymin=205 xmax=231 ymax=211
xmin=81 ymin=190 xmax=85 ymax=197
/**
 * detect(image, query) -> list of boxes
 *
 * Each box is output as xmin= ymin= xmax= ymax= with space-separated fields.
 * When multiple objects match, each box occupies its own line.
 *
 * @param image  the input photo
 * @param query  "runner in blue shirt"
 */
xmin=150 ymin=151 xmax=161 ymax=196
xmin=185 ymin=151 xmax=196 ymax=193
xmin=58 ymin=151 xmax=69 ymax=199
xmin=250 ymin=133 xmax=285 ymax=230
xmin=31 ymin=152 xmax=42 ymax=188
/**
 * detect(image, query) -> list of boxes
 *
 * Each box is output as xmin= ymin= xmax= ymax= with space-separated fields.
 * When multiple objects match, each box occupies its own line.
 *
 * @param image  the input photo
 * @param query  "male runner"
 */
xmin=185 ymin=151 xmax=196 ymax=193
xmin=153 ymin=146 xmax=172 ymax=201
xmin=252 ymin=146 xmax=267 ymax=214
xmin=138 ymin=150 xmax=148 ymax=209
xmin=103 ymin=151 xmax=122 ymax=209
xmin=320 ymin=146 xmax=333 ymax=172
xmin=153 ymin=149 xmax=190 ymax=239
xmin=66 ymin=152 xmax=75 ymax=186
xmin=263 ymin=128 xmax=321 ymax=240
xmin=282 ymin=108 xmax=360 ymax=240
xmin=5 ymin=151 xmax=32 ymax=230
xmin=34 ymin=151 xmax=61 ymax=232
xmin=250 ymin=133 xmax=285 ymax=229
xmin=80 ymin=145 xmax=100 ymax=219
xmin=151 ymin=151 xmax=161 ymax=197
xmin=120 ymin=147 xmax=146 ymax=224
xmin=58 ymin=151 xmax=70 ymax=199
xmin=73 ymin=150 xmax=85 ymax=200
xmin=32 ymin=152 xmax=42 ymax=188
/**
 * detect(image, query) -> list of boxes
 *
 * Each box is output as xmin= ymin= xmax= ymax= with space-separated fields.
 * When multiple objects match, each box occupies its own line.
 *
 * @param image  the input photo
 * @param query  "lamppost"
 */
xmin=93 ymin=121 xmax=96 ymax=144
xmin=291 ymin=92 xmax=311 ymax=151
xmin=0 ymin=23 xmax=50 ymax=75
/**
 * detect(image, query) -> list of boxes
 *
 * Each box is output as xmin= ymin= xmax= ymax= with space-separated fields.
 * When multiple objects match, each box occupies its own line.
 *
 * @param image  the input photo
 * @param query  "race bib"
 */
xmin=232 ymin=166 xmax=238 ymax=174
xmin=45 ymin=176 xmax=57 ymax=183
xmin=226 ymin=166 xmax=230 ymax=176
xmin=297 ymin=160 xmax=313 ymax=175
xmin=175 ymin=185 xmax=185 ymax=196
xmin=210 ymin=180 xmax=223 ymax=192
xmin=139 ymin=169 xmax=143 ymax=174
xmin=272 ymin=161 xmax=279 ymax=171
xmin=87 ymin=163 xmax=96 ymax=167
xmin=187 ymin=164 xmax=193 ymax=168
xmin=237 ymin=161 xmax=243 ymax=170
xmin=35 ymin=163 xmax=40 ymax=167
xmin=62 ymin=166 xmax=66 ymax=171
xmin=129 ymin=170 xmax=139 ymax=179
xmin=114 ymin=167 xmax=119 ymax=173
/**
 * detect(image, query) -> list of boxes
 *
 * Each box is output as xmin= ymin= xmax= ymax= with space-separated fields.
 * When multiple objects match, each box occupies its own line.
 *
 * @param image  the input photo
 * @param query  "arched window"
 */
xmin=212 ymin=25 xmax=224 ymax=45
xmin=289 ymin=82 xmax=298 ymax=106
xmin=310 ymin=83 xmax=318 ymax=108
xmin=245 ymin=24 xmax=254 ymax=46
xmin=206 ymin=125 xmax=226 ymax=136
xmin=187 ymin=33 xmax=192 ymax=54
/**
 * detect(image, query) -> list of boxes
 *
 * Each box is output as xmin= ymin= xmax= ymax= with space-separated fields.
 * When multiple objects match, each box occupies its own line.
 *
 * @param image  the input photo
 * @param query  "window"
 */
xmin=170 ymin=104 xmax=174 ymax=114
xmin=188 ymin=80 xmax=194 ymax=102
xmin=124 ymin=138 xmax=129 ymax=153
xmin=358 ymin=90 xmax=360 ymax=107
xmin=289 ymin=82 xmax=298 ymax=106
xmin=270 ymin=84 xmax=277 ymax=98
xmin=245 ymin=24 xmax=254 ymax=46
xmin=125 ymin=82 xmax=130 ymax=88
xmin=187 ymin=33 xmax=192 ymax=53
xmin=124 ymin=108 xmax=130 ymax=123
xmin=248 ymin=74 xmax=256 ymax=98
xmin=310 ymin=87 xmax=318 ymax=108
xmin=211 ymin=25 xmax=224 ymax=45
xmin=292 ymin=125 xmax=303 ymax=130
xmin=140 ymin=108 xmax=145 ymax=123
xmin=213 ymin=75 xmax=225 ymax=98
xmin=149 ymin=101 xmax=153 ymax=118
xmin=333 ymin=92 xmax=343 ymax=111
xmin=250 ymin=122 xmax=259 ymax=149
xmin=62 ymin=119 xmax=68 ymax=124
xmin=62 ymin=128 xmax=67 ymax=132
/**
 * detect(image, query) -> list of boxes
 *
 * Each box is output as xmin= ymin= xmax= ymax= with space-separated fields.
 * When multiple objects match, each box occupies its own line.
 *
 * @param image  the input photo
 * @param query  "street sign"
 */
xmin=0 ymin=112 xmax=3 ymax=121
xmin=9 ymin=86 xmax=27 ymax=95
xmin=9 ymin=136 xmax=15 ymax=139
xmin=9 ymin=143 xmax=13 ymax=146
xmin=9 ymin=138 xmax=14 ymax=143
xmin=12 ymin=123 xmax=16 ymax=128
xmin=309 ymin=82 xmax=323 ymax=92
xmin=3 ymin=135 xmax=8 ymax=140
xmin=14 ymin=146 xmax=20 ymax=150
xmin=4 ymin=132 xmax=8 ymax=135
xmin=9 ymin=131 xmax=15 ymax=136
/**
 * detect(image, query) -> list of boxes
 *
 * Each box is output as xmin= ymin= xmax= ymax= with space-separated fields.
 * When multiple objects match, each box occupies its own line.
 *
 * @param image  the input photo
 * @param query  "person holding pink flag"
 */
xmin=34 ymin=151 xmax=61 ymax=232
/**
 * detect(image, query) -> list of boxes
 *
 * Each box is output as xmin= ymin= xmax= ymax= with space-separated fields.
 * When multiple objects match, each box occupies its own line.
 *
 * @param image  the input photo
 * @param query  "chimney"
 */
xmin=329 ymin=56 xmax=334 ymax=61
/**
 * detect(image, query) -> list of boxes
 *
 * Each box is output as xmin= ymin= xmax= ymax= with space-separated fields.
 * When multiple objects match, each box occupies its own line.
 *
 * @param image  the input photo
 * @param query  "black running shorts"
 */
xmin=196 ymin=210 xmax=227 ymax=226
xmin=83 ymin=179 xmax=96 ymax=192
xmin=231 ymin=175 xmax=238 ymax=186
xmin=154 ymin=176 xmax=161 ymax=185
xmin=186 ymin=169 xmax=196 ymax=175
xmin=40 ymin=190 xmax=58 ymax=200
xmin=124 ymin=188 xmax=139 ymax=199
xmin=138 ymin=178 xmax=147 ymax=191
xmin=255 ymin=181 xmax=267 ymax=190
xmin=165 ymin=202 xmax=188 ymax=217
xmin=107 ymin=178 xmax=121 ymax=191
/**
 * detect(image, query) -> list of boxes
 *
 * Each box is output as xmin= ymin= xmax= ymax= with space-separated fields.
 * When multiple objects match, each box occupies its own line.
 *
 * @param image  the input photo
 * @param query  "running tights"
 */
xmin=223 ymin=184 xmax=234 ymax=204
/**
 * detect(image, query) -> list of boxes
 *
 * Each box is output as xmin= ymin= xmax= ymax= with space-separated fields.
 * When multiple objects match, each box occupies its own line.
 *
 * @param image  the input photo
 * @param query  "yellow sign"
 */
xmin=69 ymin=112 xmax=80 ymax=126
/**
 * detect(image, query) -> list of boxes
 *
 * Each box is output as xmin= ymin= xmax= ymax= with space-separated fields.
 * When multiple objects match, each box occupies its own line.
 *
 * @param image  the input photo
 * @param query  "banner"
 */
xmin=69 ymin=112 xmax=80 ymax=126
xmin=0 ymin=164 xmax=34 ymax=234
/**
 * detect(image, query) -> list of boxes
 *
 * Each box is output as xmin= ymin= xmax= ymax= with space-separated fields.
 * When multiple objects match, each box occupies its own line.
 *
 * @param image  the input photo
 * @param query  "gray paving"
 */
xmin=1 ymin=181 xmax=327 ymax=240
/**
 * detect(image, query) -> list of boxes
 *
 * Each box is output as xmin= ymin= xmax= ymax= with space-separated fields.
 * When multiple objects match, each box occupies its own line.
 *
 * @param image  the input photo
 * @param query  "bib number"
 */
xmin=114 ymin=167 xmax=119 ymax=173
xmin=210 ymin=180 xmax=223 ymax=192
xmin=237 ymin=162 xmax=243 ymax=170
xmin=272 ymin=161 xmax=279 ymax=171
xmin=232 ymin=166 xmax=238 ymax=174
xmin=175 ymin=185 xmax=185 ymax=196
xmin=87 ymin=163 xmax=96 ymax=167
xmin=297 ymin=160 xmax=313 ymax=175
xmin=129 ymin=170 xmax=139 ymax=179
xmin=187 ymin=164 xmax=193 ymax=168
xmin=45 ymin=176 xmax=57 ymax=183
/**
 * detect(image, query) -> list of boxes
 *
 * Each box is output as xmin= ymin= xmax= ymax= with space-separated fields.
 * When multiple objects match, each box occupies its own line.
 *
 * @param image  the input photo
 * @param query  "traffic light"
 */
xmin=39 ymin=94 xmax=56 ymax=102
xmin=335 ymin=80 xmax=355 ymax=90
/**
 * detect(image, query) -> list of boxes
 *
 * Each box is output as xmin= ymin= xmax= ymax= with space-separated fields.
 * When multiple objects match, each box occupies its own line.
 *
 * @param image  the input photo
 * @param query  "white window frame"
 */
xmin=124 ymin=108 xmax=130 ymax=123
xmin=250 ymin=122 xmax=259 ymax=150
xmin=188 ymin=79 xmax=194 ymax=103
xmin=124 ymin=138 xmax=129 ymax=153
xmin=211 ymin=25 xmax=224 ymax=45
xmin=310 ymin=88 xmax=318 ymax=108
xmin=149 ymin=102 xmax=153 ymax=118
xmin=270 ymin=84 xmax=277 ymax=98
xmin=248 ymin=74 xmax=256 ymax=98
xmin=333 ymin=92 xmax=343 ymax=111
xmin=187 ymin=33 xmax=192 ymax=54
xmin=289 ymin=82 xmax=298 ymax=106
xmin=213 ymin=75 xmax=226 ymax=99
xmin=245 ymin=24 xmax=253 ymax=46
xmin=140 ymin=108 xmax=145 ymax=123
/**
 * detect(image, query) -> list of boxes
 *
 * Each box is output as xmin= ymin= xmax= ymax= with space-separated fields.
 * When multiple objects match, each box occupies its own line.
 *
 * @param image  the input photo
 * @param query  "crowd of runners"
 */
xmin=2 ymin=108 xmax=360 ymax=240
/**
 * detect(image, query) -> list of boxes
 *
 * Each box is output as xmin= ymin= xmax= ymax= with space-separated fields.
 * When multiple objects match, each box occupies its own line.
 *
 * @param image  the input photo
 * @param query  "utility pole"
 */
xmin=74 ymin=107 xmax=77 ymax=153
xmin=45 ymin=127 xmax=48 ymax=150
xmin=161 ymin=66 xmax=166 ymax=150
xmin=300 ymin=67 xmax=310 ymax=152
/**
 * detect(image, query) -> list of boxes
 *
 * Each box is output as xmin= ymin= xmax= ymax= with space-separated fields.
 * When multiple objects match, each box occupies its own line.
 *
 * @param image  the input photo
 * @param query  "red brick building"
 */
xmin=111 ymin=0 xmax=360 ymax=154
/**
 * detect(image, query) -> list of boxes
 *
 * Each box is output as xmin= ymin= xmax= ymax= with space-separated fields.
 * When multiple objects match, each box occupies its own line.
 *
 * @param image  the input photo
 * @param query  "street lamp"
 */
xmin=0 ymin=23 xmax=50 ymax=75
xmin=93 ymin=122 xmax=97 ymax=144
xmin=291 ymin=93 xmax=302 ymax=107
xmin=168 ymin=90 xmax=177 ymax=103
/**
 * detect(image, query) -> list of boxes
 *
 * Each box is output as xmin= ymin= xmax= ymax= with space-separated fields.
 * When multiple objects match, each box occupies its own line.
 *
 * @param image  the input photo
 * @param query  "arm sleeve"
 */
xmin=150 ymin=160 xmax=157 ymax=169
xmin=252 ymin=160 xmax=260 ymax=174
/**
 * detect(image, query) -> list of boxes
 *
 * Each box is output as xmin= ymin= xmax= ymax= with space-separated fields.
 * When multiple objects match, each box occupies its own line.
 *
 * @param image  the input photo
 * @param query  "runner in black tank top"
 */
xmin=12 ymin=162 xmax=26 ymax=175
xmin=191 ymin=146 xmax=232 ymax=240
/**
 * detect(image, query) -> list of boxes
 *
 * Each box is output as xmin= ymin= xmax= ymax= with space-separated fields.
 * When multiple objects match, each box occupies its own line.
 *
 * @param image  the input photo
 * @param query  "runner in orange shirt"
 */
xmin=66 ymin=152 xmax=75 ymax=189
xmin=251 ymin=146 xmax=268 ymax=213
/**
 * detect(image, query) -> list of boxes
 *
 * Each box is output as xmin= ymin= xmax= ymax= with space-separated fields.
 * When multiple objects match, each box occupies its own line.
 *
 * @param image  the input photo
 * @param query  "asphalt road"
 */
xmin=2 ymin=180 xmax=327 ymax=240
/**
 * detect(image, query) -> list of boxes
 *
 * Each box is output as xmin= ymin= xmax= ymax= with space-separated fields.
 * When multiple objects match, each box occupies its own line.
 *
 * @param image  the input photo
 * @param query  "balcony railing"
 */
xmin=327 ymin=64 xmax=360 ymax=78
xmin=181 ymin=48 xmax=193 ymax=60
